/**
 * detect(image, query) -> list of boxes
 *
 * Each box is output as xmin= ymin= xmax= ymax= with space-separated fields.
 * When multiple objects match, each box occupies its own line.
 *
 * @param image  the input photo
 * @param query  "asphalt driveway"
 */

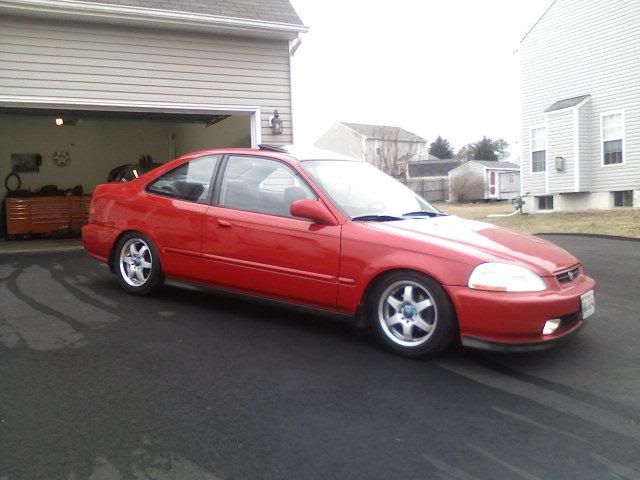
xmin=1 ymin=235 xmax=639 ymax=480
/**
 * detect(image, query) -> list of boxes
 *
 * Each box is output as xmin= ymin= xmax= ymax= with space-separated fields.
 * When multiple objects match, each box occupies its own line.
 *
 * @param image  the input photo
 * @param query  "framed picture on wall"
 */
xmin=11 ymin=153 xmax=42 ymax=173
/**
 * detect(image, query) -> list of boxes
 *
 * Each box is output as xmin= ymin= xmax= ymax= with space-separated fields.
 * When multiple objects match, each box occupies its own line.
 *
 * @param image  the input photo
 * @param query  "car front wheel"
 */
xmin=368 ymin=271 xmax=458 ymax=357
xmin=115 ymin=232 xmax=164 ymax=295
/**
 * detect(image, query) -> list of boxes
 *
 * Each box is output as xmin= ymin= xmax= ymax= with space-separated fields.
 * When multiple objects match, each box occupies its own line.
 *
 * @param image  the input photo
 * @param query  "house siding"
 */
xmin=521 ymin=0 xmax=640 ymax=210
xmin=546 ymin=109 xmax=574 ymax=193
xmin=448 ymin=162 xmax=485 ymax=201
xmin=497 ymin=171 xmax=520 ymax=200
xmin=314 ymin=124 xmax=365 ymax=160
xmin=578 ymin=102 xmax=591 ymax=191
xmin=364 ymin=138 xmax=422 ymax=177
xmin=521 ymin=125 xmax=546 ymax=195
xmin=0 ymin=15 xmax=293 ymax=144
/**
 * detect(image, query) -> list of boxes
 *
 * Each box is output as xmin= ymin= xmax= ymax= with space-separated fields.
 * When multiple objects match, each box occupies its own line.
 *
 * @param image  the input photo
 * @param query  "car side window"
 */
xmin=147 ymin=155 xmax=220 ymax=204
xmin=219 ymin=155 xmax=316 ymax=217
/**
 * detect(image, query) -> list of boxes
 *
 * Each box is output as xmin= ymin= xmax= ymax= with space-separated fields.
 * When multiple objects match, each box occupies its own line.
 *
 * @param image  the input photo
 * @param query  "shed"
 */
xmin=448 ymin=161 xmax=520 ymax=202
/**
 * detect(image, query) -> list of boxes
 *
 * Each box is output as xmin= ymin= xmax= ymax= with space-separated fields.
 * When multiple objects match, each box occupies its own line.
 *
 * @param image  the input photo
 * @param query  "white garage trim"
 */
xmin=0 ymin=95 xmax=262 ymax=148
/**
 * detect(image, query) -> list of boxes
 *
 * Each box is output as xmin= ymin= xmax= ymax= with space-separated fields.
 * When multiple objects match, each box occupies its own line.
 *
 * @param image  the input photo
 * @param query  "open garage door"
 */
xmin=0 ymin=105 xmax=256 ymax=241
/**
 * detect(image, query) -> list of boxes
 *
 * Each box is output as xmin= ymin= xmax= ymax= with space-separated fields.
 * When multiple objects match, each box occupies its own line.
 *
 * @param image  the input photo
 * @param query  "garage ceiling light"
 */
xmin=54 ymin=117 xmax=78 ymax=126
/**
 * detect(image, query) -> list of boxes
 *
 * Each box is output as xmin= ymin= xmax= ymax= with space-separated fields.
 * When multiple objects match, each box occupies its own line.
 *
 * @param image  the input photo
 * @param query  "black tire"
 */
xmin=5 ymin=172 xmax=21 ymax=192
xmin=114 ymin=231 xmax=164 ymax=296
xmin=366 ymin=270 xmax=458 ymax=358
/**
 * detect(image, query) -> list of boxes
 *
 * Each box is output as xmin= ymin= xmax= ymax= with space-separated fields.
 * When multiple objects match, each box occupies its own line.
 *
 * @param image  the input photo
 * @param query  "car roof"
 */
xmin=181 ymin=145 xmax=362 ymax=163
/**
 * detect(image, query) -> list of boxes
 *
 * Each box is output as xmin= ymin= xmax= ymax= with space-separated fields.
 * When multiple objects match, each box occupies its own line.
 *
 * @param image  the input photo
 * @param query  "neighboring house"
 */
xmin=315 ymin=122 xmax=427 ymax=178
xmin=520 ymin=0 xmax=640 ymax=213
xmin=0 ymin=0 xmax=306 ymax=200
xmin=449 ymin=161 xmax=520 ymax=202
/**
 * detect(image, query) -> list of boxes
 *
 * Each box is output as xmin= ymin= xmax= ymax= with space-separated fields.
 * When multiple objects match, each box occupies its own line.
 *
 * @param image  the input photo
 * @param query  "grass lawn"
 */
xmin=433 ymin=201 xmax=640 ymax=239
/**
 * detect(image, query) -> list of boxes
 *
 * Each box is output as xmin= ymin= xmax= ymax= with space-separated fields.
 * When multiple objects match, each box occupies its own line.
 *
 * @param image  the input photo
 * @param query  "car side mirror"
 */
xmin=290 ymin=199 xmax=338 ymax=226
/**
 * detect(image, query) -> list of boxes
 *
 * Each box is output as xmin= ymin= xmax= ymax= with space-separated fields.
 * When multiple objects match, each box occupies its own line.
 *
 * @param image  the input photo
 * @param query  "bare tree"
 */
xmin=372 ymin=127 xmax=418 ymax=179
xmin=449 ymin=171 xmax=485 ymax=202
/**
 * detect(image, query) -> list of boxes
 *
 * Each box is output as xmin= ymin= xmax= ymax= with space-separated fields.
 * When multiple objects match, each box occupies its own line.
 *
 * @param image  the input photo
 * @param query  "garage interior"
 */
xmin=0 ymin=108 xmax=252 ymax=243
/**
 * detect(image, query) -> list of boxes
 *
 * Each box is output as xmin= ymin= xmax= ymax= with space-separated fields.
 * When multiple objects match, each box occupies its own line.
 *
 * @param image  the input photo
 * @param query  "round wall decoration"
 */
xmin=53 ymin=151 xmax=71 ymax=167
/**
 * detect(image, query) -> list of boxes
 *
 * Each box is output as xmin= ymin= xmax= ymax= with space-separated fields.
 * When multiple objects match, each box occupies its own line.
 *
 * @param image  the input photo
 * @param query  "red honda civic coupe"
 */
xmin=82 ymin=145 xmax=596 ymax=357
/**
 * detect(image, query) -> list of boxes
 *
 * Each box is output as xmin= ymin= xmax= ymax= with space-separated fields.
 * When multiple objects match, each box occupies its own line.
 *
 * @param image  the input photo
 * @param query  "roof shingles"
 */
xmin=471 ymin=160 xmax=519 ymax=169
xmin=409 ymin=159 xmax=463 ymax=177
xmin=544 ymin=95 xmax=590 ymax=112
xmin=75 ymin=0 xmax=304 ymax=25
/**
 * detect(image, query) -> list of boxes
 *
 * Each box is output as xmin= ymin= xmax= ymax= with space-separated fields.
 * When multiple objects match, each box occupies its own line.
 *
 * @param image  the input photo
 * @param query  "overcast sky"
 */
xmin=289 ymin=0 xmax=550 ymax=159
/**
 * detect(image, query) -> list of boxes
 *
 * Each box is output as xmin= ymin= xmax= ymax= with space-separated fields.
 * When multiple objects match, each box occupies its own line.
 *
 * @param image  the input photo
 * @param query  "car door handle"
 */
xmin=218 ymin=219 xmax=231 ymax=228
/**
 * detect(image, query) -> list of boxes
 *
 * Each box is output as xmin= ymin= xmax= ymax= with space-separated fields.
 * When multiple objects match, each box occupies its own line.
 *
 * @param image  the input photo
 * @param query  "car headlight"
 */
xmin=468 ymin=263 xmax=546 ymax=292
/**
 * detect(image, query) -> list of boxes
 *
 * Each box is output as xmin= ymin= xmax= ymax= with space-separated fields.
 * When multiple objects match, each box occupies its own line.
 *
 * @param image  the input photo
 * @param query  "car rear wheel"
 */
xmin=368 ymin=271 xmax=458 ymax=358
xmin=115 ymin=232 xmax=164 ymax=295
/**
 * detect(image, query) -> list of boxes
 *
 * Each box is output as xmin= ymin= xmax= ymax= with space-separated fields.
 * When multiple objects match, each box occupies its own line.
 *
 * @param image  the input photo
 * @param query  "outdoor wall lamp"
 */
xmin=269 ymin=109 xmax=283 ymax=135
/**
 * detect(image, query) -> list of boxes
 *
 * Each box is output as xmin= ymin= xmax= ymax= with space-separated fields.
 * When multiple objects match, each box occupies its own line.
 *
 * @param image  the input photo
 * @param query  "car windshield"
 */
xmin=301 ymin=160 xmax=440 ymax=219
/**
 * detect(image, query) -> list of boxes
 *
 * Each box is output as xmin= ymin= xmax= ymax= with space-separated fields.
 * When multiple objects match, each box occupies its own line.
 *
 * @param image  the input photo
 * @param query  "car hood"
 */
xmin=366 ymin=215 xmax=578 ymax=276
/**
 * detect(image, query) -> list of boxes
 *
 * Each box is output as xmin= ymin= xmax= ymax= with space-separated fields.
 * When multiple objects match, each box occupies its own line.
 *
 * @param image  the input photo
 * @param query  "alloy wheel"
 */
xmin=377 ymin=280 xmax=438 ymax=347
xmin=119 ymin=238 xmax=153 ymax=287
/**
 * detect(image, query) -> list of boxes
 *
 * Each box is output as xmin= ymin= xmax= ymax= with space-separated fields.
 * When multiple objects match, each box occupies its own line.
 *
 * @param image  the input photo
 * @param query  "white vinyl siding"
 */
xmin=578 ymin=102 xmax=591 ymax=191
xmin=521 ymin=0 xmax=640 ymax=197
xmin=601 ymin=111 xmax=625 ymax=165
xmin=0 ymin=16 xmax=293 ymax=144
xmin=531 ymin=127 xmax=547 ymax=173
xmin=497 ymin=171 xmax=521 ymax=200
xmin=547 ymin=110 xmax=574 ymax=193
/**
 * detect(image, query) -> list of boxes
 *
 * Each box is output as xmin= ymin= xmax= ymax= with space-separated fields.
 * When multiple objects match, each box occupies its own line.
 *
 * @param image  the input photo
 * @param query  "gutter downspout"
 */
xmin=289 ymin=37 xmax=302 ymax=56
xmin=288 ymin=37 xmax=303 ymax=144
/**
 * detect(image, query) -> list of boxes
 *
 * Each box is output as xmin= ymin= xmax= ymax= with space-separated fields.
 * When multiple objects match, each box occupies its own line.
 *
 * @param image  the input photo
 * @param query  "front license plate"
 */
xmin=581 ymin=290 xmax=595 ymax=319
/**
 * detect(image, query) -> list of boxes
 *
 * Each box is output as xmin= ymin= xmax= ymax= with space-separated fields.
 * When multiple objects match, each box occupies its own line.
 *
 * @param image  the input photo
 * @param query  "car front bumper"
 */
xmin=447 ymin=274 xmax=596 ymax=352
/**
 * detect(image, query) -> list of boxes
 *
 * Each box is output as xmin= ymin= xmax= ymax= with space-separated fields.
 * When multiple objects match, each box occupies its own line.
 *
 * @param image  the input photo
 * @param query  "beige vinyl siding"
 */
xmin=578 ymin=102 xmax=591 ymax=191
xmin=448 ymin=162 xmax=485 ymax=201
xmin=521 ymin=0 xmax=640 ymax=195
xmin=546 ymin=110 xmax=574 ymax=193
xmin=0 ymin=16 xmax=293 ymax=143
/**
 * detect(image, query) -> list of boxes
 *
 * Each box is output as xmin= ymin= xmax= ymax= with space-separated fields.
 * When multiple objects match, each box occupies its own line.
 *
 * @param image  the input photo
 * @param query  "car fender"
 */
xmin=337 ymin=246 xmax=472 ymax=313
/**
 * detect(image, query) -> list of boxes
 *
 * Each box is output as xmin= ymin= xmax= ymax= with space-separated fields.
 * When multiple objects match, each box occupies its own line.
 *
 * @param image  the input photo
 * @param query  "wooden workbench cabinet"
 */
xmin=6 ymin=196 xmax=91 ymax=235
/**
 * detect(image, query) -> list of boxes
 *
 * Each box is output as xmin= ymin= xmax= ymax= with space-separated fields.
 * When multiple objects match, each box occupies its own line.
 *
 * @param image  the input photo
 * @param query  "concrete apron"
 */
xmin=0 ymin=238 xmax=84 ymax=255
